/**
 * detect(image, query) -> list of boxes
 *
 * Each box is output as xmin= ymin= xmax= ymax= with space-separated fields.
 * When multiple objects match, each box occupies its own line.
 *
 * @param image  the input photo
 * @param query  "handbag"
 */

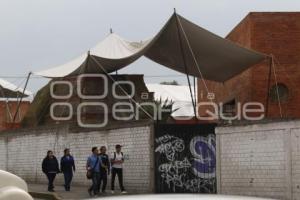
xmin=86 ymin=156 xmax=99 ymax=179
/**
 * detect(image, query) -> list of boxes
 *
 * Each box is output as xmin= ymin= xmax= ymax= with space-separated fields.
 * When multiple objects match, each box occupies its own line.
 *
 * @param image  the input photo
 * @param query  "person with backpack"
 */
xmin=42 ymin=150 xmax=60 ymax=192
xmin=60 ymin=148 xmax=75 ymax=191
xmin=86 ymin=147 xmax=102 ymax=197
xmin=99 ymin=146 xmax=110 ymax=194
xmin=110 ymin=144 xmax=127 ymax=194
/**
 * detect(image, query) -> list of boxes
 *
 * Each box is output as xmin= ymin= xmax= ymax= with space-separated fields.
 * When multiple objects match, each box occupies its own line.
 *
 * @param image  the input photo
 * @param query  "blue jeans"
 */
xmin=89 ymin=172 xmax=101 ymax=195
xmin=63 ymin=171 xmax=73 ymax=191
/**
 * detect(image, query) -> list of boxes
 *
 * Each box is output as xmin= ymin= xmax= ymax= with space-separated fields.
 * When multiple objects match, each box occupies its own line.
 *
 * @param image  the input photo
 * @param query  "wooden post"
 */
xmin=265 ymin=57 xmax=272 ymax=117
xmin=12 ymin=72 xmax=31 ymax=124
xmin=174 ymin=13 xmax=197 ymax=119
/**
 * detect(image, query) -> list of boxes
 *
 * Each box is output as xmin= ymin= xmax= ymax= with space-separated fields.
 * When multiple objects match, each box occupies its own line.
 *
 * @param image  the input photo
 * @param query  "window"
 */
xmin=269 ymin=83 xmax=289 ymax=102
xmin=222 ymin=99 xmax=236 ymax=117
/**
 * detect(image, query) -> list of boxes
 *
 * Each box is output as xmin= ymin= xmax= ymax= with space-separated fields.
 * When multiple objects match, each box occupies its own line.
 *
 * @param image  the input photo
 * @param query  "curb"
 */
xmin=29 ymin=192 xmax=62 ymax=200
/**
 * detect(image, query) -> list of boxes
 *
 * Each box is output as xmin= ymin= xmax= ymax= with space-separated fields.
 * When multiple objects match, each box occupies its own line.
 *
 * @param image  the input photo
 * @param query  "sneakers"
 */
xmin=65 ymin=186 xmax=70 ymax=191
xmin=111 ymin=190 xmax=127 ymax=194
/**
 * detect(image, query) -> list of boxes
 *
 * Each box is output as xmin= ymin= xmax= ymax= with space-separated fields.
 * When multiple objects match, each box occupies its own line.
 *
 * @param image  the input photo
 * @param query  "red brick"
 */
xmin=198 ymin=12 xmax=300 ymax=119
xmin=0 ymin=101 xmax=30 ymax=131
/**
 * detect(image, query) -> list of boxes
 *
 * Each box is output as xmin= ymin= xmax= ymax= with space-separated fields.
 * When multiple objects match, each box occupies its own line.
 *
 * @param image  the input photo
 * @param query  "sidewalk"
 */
xmin=28 ymin=183 xmax=126 ymax=200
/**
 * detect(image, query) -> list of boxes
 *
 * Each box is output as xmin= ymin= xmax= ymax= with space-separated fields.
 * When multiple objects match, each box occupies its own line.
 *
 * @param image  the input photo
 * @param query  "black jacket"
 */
xmin=42 ymin=156 xmax=59 ymax=174
xmin=60 ymin=155 xmax=75 ymax=173
xmin=99 ymin=153 xmax=110 ymax=173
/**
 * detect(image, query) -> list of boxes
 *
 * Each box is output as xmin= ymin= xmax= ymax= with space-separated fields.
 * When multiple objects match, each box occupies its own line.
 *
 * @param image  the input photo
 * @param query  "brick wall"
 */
xmin=198 ymin=15 xmax=253 ymax=117
xmin=198 ymin=12 xmax=300 ymax=119
xmin=0 ymin=101 xmax=30 ymax=131
xmin=0 ymin=122 xmax=154 ymax=193
xmin=250 ymin=13 xmax=300 ymax=118
xmin=216 ymin=120 xmax=300 ymax=200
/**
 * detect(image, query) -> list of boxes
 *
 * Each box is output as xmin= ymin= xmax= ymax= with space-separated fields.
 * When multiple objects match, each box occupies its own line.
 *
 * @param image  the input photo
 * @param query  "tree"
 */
xmin=160 ymin=80 xmax=179 ymax=85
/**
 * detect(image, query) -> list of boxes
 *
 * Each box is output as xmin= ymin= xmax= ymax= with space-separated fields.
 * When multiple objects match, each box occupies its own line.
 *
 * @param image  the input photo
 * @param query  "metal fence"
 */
xmin=154 ymin=123 xmax=216 ymax=193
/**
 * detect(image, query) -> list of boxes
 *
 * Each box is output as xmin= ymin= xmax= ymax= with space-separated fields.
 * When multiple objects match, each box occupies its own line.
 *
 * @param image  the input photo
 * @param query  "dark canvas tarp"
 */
xmin=0 ymin=78 xmax=31 ymax=98
xmin=34 ymin=13 xmax=266 ymax=82
xmin=145 ymin=14 xmax=266 ymax=81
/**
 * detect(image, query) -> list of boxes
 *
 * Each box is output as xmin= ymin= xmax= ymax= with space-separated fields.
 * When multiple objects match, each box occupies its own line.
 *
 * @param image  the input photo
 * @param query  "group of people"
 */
xmin=42 ymin=148 xmax=75 ymax=192
xmin=41 ymin=144 xmax=126 ymax=197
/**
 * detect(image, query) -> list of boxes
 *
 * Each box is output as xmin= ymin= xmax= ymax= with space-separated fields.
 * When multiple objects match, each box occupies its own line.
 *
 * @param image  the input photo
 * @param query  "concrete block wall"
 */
xmin=0 ymin=136 xmax=6 ymax=170
xmin=216 ymin=120 xmax=300 ymax=200
xmin=291 ymin=128 xmax=300 ymax=198
xmin=0 ymin=123 xmax=154 ymax=193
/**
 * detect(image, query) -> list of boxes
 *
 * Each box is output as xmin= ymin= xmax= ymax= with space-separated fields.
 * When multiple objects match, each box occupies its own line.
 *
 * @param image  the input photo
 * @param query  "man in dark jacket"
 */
xmin=42 ymin=150 xmax=60 ymax=192
xmin=60 ymin=148 xmax=75 ymax=191
xmin=99 ymin=146 xmax=110 ymax=194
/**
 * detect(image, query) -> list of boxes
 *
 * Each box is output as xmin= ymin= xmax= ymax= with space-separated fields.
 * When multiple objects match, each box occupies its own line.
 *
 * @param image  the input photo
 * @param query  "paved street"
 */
xmin=29 ymin=184 xmax=127 ymax=200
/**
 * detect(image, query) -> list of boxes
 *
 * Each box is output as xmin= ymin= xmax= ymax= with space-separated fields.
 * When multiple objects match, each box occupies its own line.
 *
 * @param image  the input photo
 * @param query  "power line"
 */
xmin=0 ymin=76 xmax=44 ymax=79
xmin=144 ymin=75 xmax=186 ymax=77
xmin=0 ymin=74 xmax=188 ymax=79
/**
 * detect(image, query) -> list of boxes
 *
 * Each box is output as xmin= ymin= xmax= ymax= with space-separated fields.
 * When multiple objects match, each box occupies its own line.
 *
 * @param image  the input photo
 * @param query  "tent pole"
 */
xmin=174 ymin=13 xmax=197 ymax=119
xmin=12 ymin=71 xmax=31 ymax=124
xmin=80 ymin=52 xmax=90 ymax=104
xmin=271 ymin=55 xmax=283 ymax=118
xmin=193 ymin=76 xmax=197 ymax=111
xmin=265 ymin=57 xmax=272 ymax=118
xmin=175 ymin=13 xmax=213 ymax=107
xmin=0 ymin=86 xmax=13 ymax=122
xmin=109 ymin=29 xmax=118 ymax=75
xmin=90 ymin=56 xmax=154 ymax=120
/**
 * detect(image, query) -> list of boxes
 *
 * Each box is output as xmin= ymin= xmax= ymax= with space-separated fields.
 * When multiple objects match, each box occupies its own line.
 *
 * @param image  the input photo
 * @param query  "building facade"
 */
xmin=0 ymin=100 xmax=30 ymax=131
xmin=198 ymin=12 xmax=300 ymax=119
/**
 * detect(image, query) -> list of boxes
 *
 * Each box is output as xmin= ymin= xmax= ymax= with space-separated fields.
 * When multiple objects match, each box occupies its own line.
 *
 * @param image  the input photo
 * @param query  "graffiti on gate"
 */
xmin=155 ymin=128 xmax=216 ymax=193
xmin=190 ymin=135 xmax=216 ymax=178
xmin=155 ymin=135 xmax=185 ymax=161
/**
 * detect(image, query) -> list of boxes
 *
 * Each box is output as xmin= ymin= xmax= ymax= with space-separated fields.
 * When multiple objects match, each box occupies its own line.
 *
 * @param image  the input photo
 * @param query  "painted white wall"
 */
xmin=216 ymin=120 xmax=300 ymax=200
xmin=0 ymin=124 xmax=153 ymax=193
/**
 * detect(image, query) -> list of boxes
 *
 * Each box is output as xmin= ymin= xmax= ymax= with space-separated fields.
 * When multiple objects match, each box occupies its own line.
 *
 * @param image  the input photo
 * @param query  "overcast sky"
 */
xmin=0 ymin=0 xmax=300 ymax=93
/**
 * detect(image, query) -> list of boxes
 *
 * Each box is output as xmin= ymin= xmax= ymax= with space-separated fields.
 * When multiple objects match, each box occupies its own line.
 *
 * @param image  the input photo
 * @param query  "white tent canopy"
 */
xmin=34 ymin=33 xmax=152 ymax=78
xmin=34 ymin=13 xmax=267 ymax=82
xmin=147 ymin=84 xmax=196 ymax=117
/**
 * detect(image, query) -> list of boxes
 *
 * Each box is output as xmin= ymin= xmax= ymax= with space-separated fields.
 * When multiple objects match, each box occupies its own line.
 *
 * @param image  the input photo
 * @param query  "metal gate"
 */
xmin=154 ymin=123 xmax=216 ymax=193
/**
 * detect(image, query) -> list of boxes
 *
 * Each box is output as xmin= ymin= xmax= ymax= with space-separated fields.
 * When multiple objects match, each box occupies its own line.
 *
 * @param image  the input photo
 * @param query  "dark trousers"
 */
xmin=111 ymin=168 xmax=125 ymax=191
xmin=89 ymin=172 xmax=101 ymax=195
xmin=63 ymin=171 xmax=73 ymax=191
xmin=46 ymin=173 xmax=56 ymax=191
xmin=99 ymin=170 xmax=107 ymax=192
